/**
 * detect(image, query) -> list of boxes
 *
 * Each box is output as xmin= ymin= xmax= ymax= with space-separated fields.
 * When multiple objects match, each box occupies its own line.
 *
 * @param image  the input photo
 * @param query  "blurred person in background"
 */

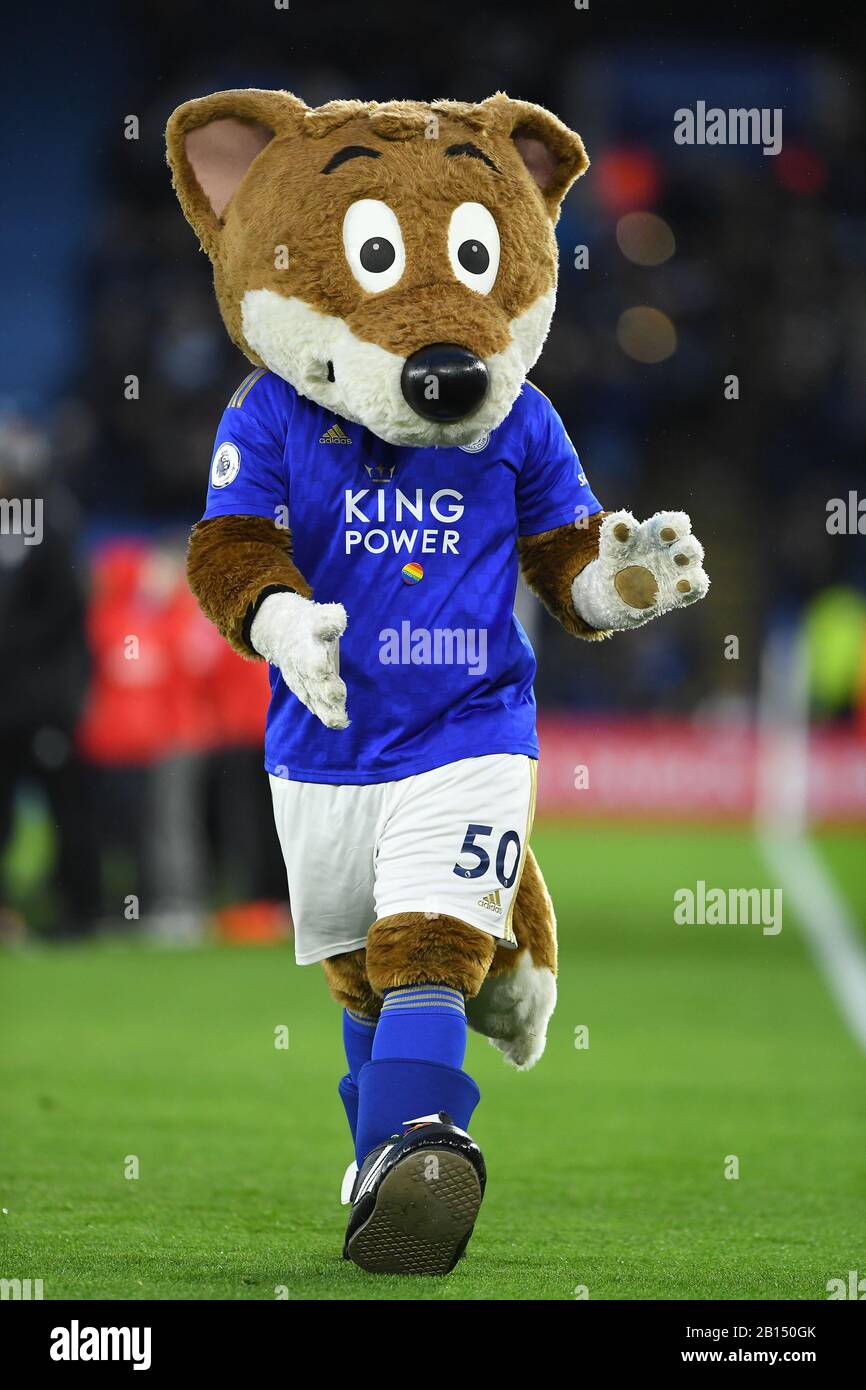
xmin=201 ymin=617 xmax=293 ymax=944
xmin=0 ymin=415 xmax=99 ymax=941
xmin=78 ymin=532 xmax=289 ymax=941
xmin=78 ymin=535 xmax=208 ymax=940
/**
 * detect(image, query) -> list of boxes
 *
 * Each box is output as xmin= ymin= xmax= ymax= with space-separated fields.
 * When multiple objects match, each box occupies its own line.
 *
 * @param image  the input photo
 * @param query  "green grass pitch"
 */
xmin=2 ymin=824 xmax=864 ymax=1300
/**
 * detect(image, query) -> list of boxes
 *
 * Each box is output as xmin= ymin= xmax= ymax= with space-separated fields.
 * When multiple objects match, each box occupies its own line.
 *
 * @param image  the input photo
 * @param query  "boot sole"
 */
xmin=346 ymin=1147 xmax=482 ymax=1275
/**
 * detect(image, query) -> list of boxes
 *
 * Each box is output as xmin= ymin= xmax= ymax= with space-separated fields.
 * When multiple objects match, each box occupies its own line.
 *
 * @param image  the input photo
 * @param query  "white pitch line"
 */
xmin=755 ymin=630 xmax=866 ymax=1055
xmin=758 ymin=830 xmax=866 ymax=1054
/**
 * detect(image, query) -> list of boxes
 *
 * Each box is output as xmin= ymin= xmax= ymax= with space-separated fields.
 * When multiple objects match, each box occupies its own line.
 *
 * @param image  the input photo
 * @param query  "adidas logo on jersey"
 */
xmin=476 ymin=889 xmax=502 ymax=915
xmin=320 ymin=423 xmax=352 ymax=444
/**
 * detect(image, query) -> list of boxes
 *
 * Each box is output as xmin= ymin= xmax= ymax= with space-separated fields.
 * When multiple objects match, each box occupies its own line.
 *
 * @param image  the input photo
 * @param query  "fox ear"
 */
xmin=483 ymin=93 xmax=589 ymax=219
xmin=166 ymin=89 xmax=307 ymax=256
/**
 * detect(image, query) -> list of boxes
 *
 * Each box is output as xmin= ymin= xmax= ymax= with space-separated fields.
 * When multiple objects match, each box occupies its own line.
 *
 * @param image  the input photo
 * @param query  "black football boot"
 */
xmin=343 ymin=1112 xmax=486 ymax=1275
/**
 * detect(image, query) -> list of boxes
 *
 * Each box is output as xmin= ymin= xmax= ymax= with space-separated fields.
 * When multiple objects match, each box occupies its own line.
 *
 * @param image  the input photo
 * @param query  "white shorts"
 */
xmin=270 ymin=754 xmax=537 ymax=965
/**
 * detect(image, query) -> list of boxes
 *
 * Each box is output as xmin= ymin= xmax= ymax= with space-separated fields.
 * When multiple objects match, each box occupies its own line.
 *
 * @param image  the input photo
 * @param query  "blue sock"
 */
xmin=353 ymin=984 xmax=477 ymax=1164
xmin=372 ymin=985 xmax=467 ymax=1069
xmin=343 ymin=1007 xmax=377 ymax=1079
xmin=339 ymin=1007 xmax=377 ymax=1144
xmin=354 ymin=1058 xmax=479 ymax=1165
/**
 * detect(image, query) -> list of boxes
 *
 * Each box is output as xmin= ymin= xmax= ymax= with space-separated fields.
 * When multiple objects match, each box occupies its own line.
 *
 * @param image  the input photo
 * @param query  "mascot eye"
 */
xmin=360 ymin=238 xmax=395 ymax=273
xmin=448 ymin=202 xmax=500 ymax=294
xmin=343 ymin=199 xmax=405 ymax=292
xmin=458 ymin=241 xmax=489 ymax=274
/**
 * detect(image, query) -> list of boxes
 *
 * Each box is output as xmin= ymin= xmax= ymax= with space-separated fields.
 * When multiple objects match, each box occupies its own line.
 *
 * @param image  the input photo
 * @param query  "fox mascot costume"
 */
xmin=166 ymin=89 xmax=708 ymax=1275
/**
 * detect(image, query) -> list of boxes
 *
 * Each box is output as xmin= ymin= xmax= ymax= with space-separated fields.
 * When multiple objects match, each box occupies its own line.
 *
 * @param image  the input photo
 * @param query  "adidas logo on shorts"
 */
xmin=476 ymin=889 xmax=502 ymax=915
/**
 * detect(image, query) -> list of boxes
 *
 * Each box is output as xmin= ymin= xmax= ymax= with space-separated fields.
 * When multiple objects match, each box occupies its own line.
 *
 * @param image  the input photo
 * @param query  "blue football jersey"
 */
xmin=202 ymin=369 xmax=602 ymax=784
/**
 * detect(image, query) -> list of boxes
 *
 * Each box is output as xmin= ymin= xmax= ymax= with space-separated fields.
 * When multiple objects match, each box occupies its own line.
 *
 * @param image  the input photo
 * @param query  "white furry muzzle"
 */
xmin=240 ymin=288 xmax=555 ymax=447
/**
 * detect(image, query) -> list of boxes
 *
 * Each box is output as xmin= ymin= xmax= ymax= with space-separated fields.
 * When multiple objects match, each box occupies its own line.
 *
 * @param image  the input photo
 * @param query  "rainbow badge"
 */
xmin=401 ymin=561 xmax=424 ymax=585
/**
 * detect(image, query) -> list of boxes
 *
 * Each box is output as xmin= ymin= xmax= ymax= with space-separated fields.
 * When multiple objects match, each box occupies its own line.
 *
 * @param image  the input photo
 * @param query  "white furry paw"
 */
xmin=250 ymin=591 xmax=349 ymax=730
xmin=571 ymin=509 xmax=709 ymax=631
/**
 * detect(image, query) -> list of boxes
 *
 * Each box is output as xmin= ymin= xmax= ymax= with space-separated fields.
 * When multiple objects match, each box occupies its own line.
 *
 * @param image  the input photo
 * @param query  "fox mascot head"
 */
xmin=166 ymin=90 xmax=588 ymax=448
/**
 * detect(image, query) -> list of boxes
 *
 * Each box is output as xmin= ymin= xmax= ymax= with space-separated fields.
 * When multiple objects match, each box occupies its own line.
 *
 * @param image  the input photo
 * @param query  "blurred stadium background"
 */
xmin=1 ymin=0 xmax=864 ymax=1299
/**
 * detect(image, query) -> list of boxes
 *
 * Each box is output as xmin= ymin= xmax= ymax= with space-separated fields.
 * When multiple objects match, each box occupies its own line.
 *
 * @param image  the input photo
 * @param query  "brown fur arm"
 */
xmin=517 ymin=512 xmax=611 ymax=639
xmin=187 ymin=515 xmax=312 ymax=658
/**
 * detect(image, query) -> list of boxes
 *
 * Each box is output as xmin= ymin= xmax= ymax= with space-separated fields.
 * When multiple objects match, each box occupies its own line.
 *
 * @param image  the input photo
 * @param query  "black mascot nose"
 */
xmin=400 ymin=344 xmax=489 ymax=423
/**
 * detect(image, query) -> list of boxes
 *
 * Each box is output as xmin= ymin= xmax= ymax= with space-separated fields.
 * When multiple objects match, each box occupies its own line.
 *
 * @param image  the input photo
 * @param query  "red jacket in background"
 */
xmin=78 ymin=540 xmax=270 ymax=765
